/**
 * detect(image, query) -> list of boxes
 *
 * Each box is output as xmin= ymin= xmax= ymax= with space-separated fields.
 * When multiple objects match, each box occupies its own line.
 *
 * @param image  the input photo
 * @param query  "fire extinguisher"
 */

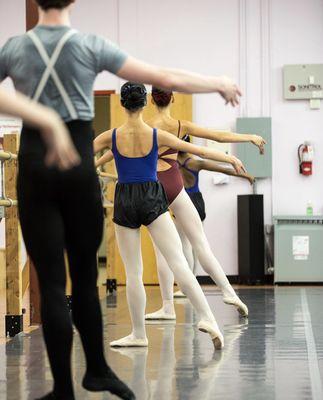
xmin=298 ymin=142 xmax=314 ymax=176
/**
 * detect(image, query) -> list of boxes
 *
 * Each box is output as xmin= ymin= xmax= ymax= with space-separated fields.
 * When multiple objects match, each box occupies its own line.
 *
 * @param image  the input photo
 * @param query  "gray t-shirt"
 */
xmin=0 ymin=25 xmax=128 ymax=122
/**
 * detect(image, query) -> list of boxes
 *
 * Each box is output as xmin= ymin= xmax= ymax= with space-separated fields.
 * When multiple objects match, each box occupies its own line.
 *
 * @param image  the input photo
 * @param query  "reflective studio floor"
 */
xmin=1 ymin=285 xmax=323 ymax=400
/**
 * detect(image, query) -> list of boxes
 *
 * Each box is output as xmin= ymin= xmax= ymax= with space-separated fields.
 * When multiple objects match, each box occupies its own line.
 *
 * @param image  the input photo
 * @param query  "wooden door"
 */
xmin=109 ymin=93 xmax=192 ymax=285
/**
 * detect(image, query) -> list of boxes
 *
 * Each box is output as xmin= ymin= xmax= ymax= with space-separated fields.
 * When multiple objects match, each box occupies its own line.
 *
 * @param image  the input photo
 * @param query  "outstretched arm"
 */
xmin=196 ymin=159 xmax=255 ymax=184
xmin=117 ymin=57 xmax=241 ymax=107
xmin=183 ymin=121 xmax=266 ymax=154
xmin=0 ymin=88 xmax=80 ymax=170
xmin=158 ymin=130 xmax=247 ymax=175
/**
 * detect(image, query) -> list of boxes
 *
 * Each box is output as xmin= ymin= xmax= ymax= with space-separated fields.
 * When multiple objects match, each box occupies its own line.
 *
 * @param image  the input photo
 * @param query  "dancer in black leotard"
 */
xmin=178 ymin=136 xmax=255 ymax=222
xmin=172 ymin=139 xmax=255 ymax=297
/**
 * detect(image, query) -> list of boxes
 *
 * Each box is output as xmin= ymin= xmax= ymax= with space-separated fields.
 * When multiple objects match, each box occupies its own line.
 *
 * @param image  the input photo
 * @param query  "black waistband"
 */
xmin=20 ymin=120 xmax=94 ymax=159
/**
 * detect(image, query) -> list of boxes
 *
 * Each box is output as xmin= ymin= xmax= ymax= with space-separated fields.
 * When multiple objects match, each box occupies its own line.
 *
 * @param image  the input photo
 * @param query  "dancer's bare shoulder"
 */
xmin=146 ymin=116 xmax=179 ymax=136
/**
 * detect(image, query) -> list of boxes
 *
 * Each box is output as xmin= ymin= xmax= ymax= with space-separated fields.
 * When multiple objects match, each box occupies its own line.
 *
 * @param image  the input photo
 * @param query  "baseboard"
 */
xmin=197 ymin=275 xmax=274 ymax=285
xmin=197 ymin=275 xmax=237 ymax=285
xmin=275 ymin=281 xmax=323 ymax=286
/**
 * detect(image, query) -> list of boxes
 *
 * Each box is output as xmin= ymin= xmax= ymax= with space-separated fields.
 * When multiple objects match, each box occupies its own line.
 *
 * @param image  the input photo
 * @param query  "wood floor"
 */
xmin=0 ymin=283 xmax=323 ymax=399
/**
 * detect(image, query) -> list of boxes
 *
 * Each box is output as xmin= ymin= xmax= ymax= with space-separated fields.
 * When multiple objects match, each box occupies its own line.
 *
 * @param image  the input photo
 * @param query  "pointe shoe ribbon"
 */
xmin=223 ymin=296 xmax=249 ymax=317
xmin=145 ymin=309 xmax=176 ymax=320
xmin=197 ymin=320 xmax=224 ymax=350
xmin=110 ymin=335 xmax=148 ymax=348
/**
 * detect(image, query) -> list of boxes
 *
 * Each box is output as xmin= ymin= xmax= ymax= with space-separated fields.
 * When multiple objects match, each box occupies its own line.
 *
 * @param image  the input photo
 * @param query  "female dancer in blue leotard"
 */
xmin=94 ymin=82 xmax=248 ymax=350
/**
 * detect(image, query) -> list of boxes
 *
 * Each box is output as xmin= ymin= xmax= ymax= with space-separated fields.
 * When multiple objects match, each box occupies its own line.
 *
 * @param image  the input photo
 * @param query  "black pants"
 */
xmin=17 ymin=121 xmax=107 ymax=398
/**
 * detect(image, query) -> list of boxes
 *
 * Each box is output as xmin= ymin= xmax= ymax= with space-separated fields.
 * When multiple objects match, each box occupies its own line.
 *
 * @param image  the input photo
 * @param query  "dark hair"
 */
xmin=151 ymin=87 xmax=173 ymax=107
xmin=121 ymin=82 xmax=147 ymax=111
xmin=183 ymin=134 xmax=191 ymax=143
xmin=35 ymin=0 xmax=75 ymax=10
xmin=178 ymin=135 xmax=191 ymax=156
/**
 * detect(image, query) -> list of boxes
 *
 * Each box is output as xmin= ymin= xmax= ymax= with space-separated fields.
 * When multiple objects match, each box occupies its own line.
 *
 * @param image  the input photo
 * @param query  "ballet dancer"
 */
xmin=0 ymin=0 xmax=245 ymax=396
xmin=173 ymin=138 xmax=255 ymax=297
xmin=94 ymin=82 xmax=248 ymax=351
xmin=144 ymin=87 xmax=265 ymax=321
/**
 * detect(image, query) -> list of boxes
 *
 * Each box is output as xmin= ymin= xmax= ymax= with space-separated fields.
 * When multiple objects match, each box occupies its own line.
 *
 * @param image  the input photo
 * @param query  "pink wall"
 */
xmin=1 ymin=0 xmax=323 ymax=275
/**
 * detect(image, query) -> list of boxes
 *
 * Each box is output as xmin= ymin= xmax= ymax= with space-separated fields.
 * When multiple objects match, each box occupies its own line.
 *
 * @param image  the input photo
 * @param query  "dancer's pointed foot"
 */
xmin=145 ymin=308 xmax=176 ymax=320
xmin=83 ymin=369 xmax=136 ymax=399
xmin=110 ymin=334 xmax=148 ymax=348
xmin=174 ymin=290 xmax=186 ymax=298
xmin=223 ymin=295 xmax=249 ymax=317
xmin=197 ymin=320 xmax=224 ymax=350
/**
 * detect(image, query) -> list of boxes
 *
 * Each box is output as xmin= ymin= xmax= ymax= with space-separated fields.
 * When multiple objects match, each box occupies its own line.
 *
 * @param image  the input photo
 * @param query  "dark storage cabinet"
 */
xmin=238 ymin=195 xmax=265 ymax=284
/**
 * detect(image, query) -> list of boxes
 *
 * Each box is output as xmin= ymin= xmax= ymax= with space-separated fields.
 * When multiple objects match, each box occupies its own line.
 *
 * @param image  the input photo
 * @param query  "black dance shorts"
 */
xmin=113 ymin=181 xmax=169 ymax=229
xmin=188 ymin=191 xmax=206 ymax=222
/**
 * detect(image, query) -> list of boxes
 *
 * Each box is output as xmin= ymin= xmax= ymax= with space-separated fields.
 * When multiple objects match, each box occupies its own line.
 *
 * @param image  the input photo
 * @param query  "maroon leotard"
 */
xmin=157 ymin=121 xmax=184 ymax=204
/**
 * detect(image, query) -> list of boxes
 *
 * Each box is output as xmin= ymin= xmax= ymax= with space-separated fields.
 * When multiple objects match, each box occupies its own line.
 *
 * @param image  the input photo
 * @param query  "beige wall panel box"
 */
xmin=283 ymin=64 xmax=323 ymax=100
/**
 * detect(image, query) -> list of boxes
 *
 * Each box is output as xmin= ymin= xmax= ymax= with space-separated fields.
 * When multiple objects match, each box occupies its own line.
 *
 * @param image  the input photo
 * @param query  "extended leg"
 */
xmin=170 ymin=190 xmax=248 ymax=316
xmin=148 ymin=213 xmax=224 ymax=349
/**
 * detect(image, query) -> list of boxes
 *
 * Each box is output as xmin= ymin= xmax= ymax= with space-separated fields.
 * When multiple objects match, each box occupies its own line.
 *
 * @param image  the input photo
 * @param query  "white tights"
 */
xmin=154 ymin=189 xmax=236 ymax=308
xmin=115 ymin=212 xmax=216 ymax=339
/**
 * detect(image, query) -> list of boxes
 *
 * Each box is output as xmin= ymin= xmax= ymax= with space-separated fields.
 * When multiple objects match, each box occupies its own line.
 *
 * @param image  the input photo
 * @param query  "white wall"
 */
xmin=0 ymin=1 xmax=26 ymax=248
xmin=271 ymin=0 xmax=323 ymax=216
xmin=0 ymin=0 xmax=322 ymax=275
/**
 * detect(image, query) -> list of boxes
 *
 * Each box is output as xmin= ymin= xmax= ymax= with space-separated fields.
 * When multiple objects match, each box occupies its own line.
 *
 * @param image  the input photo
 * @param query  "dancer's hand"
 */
xmin=250 ymin=135 xmax=266 ymax=154
xmin=246 ymin=174 xmax=255 ymax=185
xmin=40 ymin=111 xmax=81 ymax=171
xmin=229 ymin=156 xmax=247 ymax=175
xmin=217 ymin=76 xmax=242 ymax=107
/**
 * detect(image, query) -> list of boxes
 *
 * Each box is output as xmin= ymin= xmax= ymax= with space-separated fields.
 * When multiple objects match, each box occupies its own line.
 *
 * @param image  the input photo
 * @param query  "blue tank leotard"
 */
xmin=112 ymin=128 xmax=158 ymax=183
xmin=179 ymin=158 xmax=200 ymax=194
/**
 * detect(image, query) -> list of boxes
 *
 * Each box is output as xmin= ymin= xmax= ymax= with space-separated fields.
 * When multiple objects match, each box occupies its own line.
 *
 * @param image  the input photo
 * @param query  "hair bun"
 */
xmin=152 ymin=87 xmax=173 ymax=108
xmin=121 ymin=82 xmax=147 ymax=111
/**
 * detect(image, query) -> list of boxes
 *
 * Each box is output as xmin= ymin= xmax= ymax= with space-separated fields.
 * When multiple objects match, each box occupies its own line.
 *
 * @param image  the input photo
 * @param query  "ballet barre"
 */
xmin=98 ymin=170 xmax=118 ymax=183
xmin=0 ymin=198 xmax=17 ymax=207
xmin=103 ymin=201 xmax=114 ymax=209
xmin=0 ymin=150 xmax=17 ymax=161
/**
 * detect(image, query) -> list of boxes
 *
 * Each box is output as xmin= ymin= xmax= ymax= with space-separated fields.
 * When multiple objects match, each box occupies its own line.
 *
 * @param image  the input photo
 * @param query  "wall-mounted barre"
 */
xmin=98 ymin=171 xmax=118 ymax=183
xmin=0 ymin=198 xmax=17 ymax=207
xmin=103 ymin=202 xmax=114 ymax=209
xmin=0 ymin=151 xmax=17 ymax=161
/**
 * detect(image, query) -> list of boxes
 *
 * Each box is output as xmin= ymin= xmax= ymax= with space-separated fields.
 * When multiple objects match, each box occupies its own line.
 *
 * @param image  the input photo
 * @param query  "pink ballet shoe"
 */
xmin=197 ymin=320 xmax=224 ymax=350
xmin=223 ymin=295 xmax=249 ymax=317
xmin=110 ymin=334 xmax=148 ymax=348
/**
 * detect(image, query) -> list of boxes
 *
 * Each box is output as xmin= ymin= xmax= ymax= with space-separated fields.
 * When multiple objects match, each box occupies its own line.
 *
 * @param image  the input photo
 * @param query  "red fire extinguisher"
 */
xmin=298 ymin=142 xmax=314 ymax=176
